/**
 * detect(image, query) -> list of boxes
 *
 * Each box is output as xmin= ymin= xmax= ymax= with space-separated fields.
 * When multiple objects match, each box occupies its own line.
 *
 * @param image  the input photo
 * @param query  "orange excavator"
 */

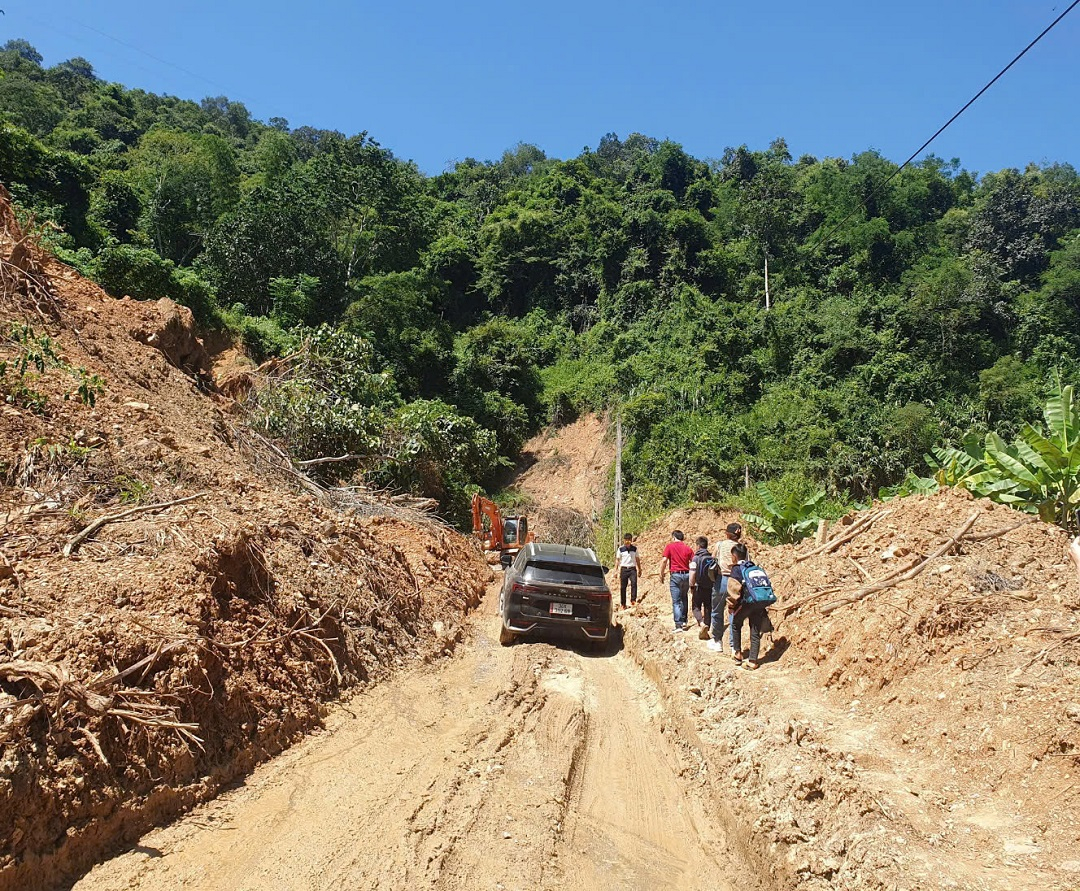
xmin=471 ymin=493 xmax=532 ymax=562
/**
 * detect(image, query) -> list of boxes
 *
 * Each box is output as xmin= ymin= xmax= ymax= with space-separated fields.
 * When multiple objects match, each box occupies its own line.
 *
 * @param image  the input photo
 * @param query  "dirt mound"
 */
xmin=0 ymin=196 xmax=490 ymax=890
xmin=621 ymin=490 xmax=1080 ymax=890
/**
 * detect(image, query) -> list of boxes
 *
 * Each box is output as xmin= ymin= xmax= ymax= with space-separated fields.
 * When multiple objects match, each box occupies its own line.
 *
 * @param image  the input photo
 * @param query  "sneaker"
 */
xmin=706 ymin=640 xmax=724 ymax=652
xmin=697 ymin=626 xmax=710 ymax=640
xmin=672 ymin=625 xmax=686 ymax=633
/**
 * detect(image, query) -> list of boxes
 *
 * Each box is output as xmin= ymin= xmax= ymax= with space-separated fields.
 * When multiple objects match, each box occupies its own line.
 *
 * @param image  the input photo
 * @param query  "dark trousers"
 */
xmin=691 ymin=584 xmax=712 ymax=626
xmin=730 ymin=604 xmax=767 ymax=662
xmin=619 ymin=567 xmax=638 ymax=606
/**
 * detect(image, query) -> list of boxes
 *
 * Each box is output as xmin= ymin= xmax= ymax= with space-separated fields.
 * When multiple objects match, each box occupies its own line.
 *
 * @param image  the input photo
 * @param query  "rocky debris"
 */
xmin=129 ymin=299 xmax=210 ymax=377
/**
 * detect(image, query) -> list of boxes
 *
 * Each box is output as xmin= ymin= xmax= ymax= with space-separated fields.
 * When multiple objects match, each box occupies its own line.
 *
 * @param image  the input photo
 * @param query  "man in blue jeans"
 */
xmin=659 ymin=530 xmax=694 ymax=632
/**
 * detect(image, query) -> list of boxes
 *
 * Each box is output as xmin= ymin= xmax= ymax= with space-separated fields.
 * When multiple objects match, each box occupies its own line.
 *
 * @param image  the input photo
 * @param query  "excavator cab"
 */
xmin=503 ymin=516 xmax=527 ymax=548
xmin=472 ymin=493 xmax=532 ymax=562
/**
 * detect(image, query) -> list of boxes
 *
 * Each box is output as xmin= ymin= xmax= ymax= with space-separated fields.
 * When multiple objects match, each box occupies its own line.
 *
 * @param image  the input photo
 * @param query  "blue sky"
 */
xmin=3 ymin=0 xmax=1077 ymax=176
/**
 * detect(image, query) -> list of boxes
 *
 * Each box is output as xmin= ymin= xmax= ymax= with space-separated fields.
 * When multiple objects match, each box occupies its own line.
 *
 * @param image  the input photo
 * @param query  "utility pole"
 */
xmin=613 ymin=411 xmax=623 ymax=560
xmin=764 ymin=253 xmax=771 ymax=311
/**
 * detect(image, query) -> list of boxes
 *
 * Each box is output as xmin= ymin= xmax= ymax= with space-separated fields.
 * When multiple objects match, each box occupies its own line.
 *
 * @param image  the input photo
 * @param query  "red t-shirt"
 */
xmin=663 ymin=540 xmax=694 ymax=573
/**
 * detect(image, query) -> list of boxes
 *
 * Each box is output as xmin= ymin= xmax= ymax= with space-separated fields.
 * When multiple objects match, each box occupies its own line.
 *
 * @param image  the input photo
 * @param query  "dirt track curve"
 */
xmin=74 ymin=585 xmax=739 ymax=891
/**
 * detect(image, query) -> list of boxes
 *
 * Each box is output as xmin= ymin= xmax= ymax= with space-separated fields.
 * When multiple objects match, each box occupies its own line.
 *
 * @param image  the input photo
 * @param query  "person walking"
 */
xmin=659 ymin=530 xmax=694 ymax=633
xmin=688 ymin=536 xmax=716 ymax=640
xmin=726 ymin=542 xmax=770 ymax=669
xmin=615 ymin=533 xmax=641 ymax=610
xmin=708 ymin=523 xmax=743 ymax=652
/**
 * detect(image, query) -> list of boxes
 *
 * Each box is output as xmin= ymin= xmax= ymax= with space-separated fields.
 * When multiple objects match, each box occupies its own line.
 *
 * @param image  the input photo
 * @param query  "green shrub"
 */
xmin=90 ymin=244 xmax=222 ymax=325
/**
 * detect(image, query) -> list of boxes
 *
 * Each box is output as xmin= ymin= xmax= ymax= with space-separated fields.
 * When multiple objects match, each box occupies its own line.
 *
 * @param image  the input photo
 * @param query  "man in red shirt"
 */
xmin=659 ymin=530 xmax=694 ymax=632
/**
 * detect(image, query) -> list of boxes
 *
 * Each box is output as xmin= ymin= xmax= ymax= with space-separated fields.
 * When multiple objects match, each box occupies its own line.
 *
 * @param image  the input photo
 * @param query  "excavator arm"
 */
xmin=471 ymin=493 xmax=505 ymax=551
xmin=471 ymin=493 xmax=532 ymax=557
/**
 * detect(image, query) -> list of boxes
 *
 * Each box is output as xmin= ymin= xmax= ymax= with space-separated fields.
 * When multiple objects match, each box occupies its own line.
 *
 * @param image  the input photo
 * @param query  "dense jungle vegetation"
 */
xmin=3 ymin=39 xmax=1079 ymax=524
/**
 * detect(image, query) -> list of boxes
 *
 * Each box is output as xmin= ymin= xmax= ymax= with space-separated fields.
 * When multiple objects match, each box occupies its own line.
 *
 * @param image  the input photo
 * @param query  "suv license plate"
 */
xmin=549 ymin=602 xmax=574 ymax=616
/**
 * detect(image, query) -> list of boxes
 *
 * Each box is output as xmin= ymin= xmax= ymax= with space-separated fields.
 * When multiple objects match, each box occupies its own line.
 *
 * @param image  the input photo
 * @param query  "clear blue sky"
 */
xmin=3 ymin=0 xmax=1077 ymax=176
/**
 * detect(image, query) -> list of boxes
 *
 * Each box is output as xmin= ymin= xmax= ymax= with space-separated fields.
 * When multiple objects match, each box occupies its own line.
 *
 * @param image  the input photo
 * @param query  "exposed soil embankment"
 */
xmin=511 ymin=414 xmax=613 ymax=543
xmin=622 ymin=493 xmax=1080 ymax=891
xmin=0 ymin=192 xmax=489 ymax=890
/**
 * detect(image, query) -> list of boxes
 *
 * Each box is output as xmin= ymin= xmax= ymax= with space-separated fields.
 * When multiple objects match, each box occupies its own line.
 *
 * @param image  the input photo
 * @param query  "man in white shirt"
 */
xmin=615 ymin=533 xmax=641 ymax=609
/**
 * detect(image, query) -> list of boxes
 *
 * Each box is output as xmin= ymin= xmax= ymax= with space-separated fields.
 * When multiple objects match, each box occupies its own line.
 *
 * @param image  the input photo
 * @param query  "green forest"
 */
xmin=3 ymin=38 xmax=1080 ymax=526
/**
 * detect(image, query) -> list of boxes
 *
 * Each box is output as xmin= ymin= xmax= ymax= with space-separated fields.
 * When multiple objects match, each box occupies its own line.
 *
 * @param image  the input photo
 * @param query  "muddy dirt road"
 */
xmin=74 ymin=587 xmax=739 ymax=891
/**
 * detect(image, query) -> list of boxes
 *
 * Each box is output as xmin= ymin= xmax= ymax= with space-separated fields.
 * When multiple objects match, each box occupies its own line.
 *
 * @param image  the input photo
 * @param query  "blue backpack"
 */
xmin=737 ymin=561 xmax=777 ymax=606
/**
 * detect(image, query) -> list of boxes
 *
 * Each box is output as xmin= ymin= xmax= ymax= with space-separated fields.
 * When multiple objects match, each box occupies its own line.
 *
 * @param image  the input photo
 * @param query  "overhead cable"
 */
xmin=809 ymin=0 xmax=1080 ymax=255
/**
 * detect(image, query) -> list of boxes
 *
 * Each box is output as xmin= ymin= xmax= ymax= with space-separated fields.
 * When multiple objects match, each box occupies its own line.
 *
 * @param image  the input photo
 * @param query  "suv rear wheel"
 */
xmin=498 ymin=623 xmax=515 ymax=646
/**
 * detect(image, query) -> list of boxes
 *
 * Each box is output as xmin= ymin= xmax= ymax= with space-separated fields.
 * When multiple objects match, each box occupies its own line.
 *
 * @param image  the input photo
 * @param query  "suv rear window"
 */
xmin=525 ymin=559 xmax=605 ymax=582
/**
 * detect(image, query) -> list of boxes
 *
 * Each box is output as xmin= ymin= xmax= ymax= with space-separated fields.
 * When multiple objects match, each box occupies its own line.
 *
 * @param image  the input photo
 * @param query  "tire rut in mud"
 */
xmin=72 ymin=588 xmax=742 ymax=891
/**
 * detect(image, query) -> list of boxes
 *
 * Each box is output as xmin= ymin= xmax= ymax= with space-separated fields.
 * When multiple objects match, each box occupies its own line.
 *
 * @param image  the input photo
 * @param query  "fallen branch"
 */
xmin=297 ymin=630 xmax=343 ymax=685
xmin=846 ymin=556 xmax=878 ymax=583
xmin=1022 ymin=626 xmax=1080 ymax=667
xmin=63 ymin=492 xmax=208 ymax=556
xmin=296 ymin=453 xmax=363 ymax=468
xmin=795 ymin=510 xmax=889 ymax=563
xmin=818 ymin=511 xmax=981 ymax=615
xmin=780 ymin=586 xmax=843 ymax=615
xmin=965 ymin=517 xmax=1037 ymax=542
xmin=79 ymin=726 xmax=110 ymax=766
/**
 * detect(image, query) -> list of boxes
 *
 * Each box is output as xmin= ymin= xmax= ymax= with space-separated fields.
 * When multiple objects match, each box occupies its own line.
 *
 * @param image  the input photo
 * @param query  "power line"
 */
xmin=59 ymin=14 xmax=229 ymax=94
xmin=17 ymin=9 xmax=245 ymax=102
xmin=809 ymin=0 xmax=1080 ymax=255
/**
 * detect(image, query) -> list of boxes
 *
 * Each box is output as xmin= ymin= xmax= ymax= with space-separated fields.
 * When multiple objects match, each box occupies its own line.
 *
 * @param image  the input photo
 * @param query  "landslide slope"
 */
xmin=624 ymin=492 xmax=1080 ymax=890
xmin=0 ymin=192 xmax=489 ymax=890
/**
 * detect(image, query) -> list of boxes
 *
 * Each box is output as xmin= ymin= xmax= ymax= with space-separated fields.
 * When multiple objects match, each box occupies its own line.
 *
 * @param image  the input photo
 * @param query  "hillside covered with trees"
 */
xmin=3 ymin=38 xmax=1079 ymax=523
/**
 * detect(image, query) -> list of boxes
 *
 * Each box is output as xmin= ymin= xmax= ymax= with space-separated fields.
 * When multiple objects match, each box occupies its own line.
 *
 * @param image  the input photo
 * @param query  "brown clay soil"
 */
xmin=511 ymin=414 xmax=614 ymax=542
xmin=623 ymin=492 xmax=1080 ymax=890
xmin=5 ymin=185 xmax=1080 ymax=890
xmin=72 ymin=587 xmax=747 ymax=891
xmin=0 ymin=192 xmax=488 ymax=889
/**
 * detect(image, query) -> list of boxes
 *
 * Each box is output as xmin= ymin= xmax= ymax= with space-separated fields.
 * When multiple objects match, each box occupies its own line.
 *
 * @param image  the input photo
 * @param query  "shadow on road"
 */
xmin=758 ymin=635 xmax=790 ymax=666
xmin=508 ymin=623 xmax=625 ymax=658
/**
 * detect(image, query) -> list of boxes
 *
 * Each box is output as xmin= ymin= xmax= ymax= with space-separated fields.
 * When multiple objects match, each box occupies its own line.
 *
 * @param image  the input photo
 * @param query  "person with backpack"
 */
xmin=708 ymin=523 xmax=743 ymax=653
xmin=688 ymin=536 xmax=717 ymax=640
xmin=659 ymin=530 xmax=694 ymax=633
xmin=726 ymin=542 xmax=776 ymax=669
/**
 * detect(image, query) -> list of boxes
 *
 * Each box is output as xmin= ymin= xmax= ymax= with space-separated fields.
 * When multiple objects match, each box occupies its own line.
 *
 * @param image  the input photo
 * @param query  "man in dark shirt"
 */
xmin=659 ymin=530 xmax=694 ymax=632
xmin=726 ymin=542 xmax=768 ymax=669
xmin=688 ymin=536 xmax=713 ymax=640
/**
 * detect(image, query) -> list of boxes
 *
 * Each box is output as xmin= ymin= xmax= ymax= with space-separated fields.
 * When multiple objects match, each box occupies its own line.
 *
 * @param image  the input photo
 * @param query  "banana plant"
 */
xmin=879 ymin=470 xmax=940 ymax=501
xmin=928 ymin=383 xmax=1080 ymax=531
xmin=926 ymin=433 xmax=987 ymax=488
xmin=743 ymin=483 xmax=826 ymax=544
xmin=977 ymin=386 xmax=1080 ymax=528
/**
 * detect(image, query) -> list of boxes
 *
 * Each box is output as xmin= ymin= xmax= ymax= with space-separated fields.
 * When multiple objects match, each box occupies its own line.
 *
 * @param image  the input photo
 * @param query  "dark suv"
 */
xmin=497 ymin=543 xmax=612 ymax=646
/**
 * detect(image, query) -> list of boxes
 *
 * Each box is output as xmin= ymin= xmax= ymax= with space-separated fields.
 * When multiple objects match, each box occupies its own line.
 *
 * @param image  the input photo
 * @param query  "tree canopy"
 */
xmin=3 ymin=39 xmax=1079 ymax=520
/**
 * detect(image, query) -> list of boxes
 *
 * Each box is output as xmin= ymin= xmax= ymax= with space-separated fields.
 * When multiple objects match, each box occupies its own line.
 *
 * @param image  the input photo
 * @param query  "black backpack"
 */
xmin=695 ymin=550 xmax=718 ymax=584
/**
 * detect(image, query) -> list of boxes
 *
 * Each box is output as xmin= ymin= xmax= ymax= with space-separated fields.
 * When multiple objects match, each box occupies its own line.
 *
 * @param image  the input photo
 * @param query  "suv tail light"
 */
xmin=586 ymin=589 xmax=611 ymax=601
xmin=511 ymin=582 xmax=542 ymax=596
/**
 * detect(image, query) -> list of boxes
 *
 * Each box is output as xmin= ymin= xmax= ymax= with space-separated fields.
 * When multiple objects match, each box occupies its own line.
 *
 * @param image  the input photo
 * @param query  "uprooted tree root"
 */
xmin=0 ymin=187 xmax=57 ymax=320
xmin=0 ymin=645 xmax=200 ymax=757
